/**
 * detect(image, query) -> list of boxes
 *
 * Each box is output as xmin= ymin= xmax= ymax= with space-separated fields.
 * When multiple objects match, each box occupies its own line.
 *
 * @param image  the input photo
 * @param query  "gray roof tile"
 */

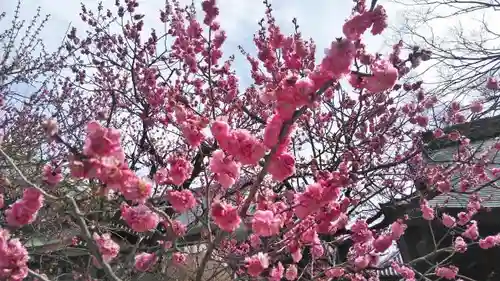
xmin=378 ymin=252 xmax=404 ymax=277
xmin=427 ymin=138 xmax=500 ymax=208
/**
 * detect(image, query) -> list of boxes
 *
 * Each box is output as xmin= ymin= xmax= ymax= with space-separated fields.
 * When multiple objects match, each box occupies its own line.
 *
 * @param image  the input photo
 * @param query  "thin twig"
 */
xmin=146 ymin=202 xmax=177 ymax=238
xmin=28 ymin=269 xmax=52 ymax=281
xmin=0 ymin=146 xmax=58 ymax=200
xmin=67 ymin=196 xmax=123 ymax=281
xmin=117 ymin=236 xmax=144 ymax=276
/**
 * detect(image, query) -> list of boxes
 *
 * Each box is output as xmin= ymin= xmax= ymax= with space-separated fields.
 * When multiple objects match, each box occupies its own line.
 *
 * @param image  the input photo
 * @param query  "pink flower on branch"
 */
xmin=364 ymin=59 xmax=398 ymax=93
xmin=209 ymin=149 xmax=240 ymax=189
xmin=252 ymin=210 xmax=282 ymax=237
xmin=269 ymin=262 xmax=284 ymax=281
xmin=454 ymin=236 xmax=468 ymax=253
xmin=343 ymin=13 xmax=373 ymax=41
xmin=42 ymin=164 xmax=63 ymax=186
xmin=93 ymin=233 xmax=120 ymax=265
xmin=435 ymin=265 xmax=459 ymax=280
xmin=134 ymin=252 xmax=158 ymax=272
xmin=268 ymin=152 xmax=296 ymax=182
xmin=295 ymin=181 xmax=342 ymax=219
xmin=217 ymin=129 xmax=266 ymax=166
xmin=442 ymin=213 xmax=456 ymax=228
xmin=463 ymin=221 xmax=479 ymax=240
xmin=166 ymin=189 xmax=197 ymax=213
xmin=390 ymin=219 xmax=407 ymax=239
xmin=5 ymin=188 xmax=44 ymax=227
xmin=211 ymin=201 xmax=241 ymax=232
xmin=83 ymin=121 xmax=124 ymax=161
xmin=263 ymin=113 xmax=294 ymax=152
xmin=420 ymin=200 xmax=435 ymax=221
xmin=121 ymin=203 xmax=159 ymax=232
xmin=373 ymin=234 xmax=393 ymax=253
xmin=285 ymin=264 xmax=298 ymax=280
xmin=0 ymin=229 xmax=29 ymax=281
xmin=172 ymin=252 xmax=187 ymax=265
xmin=392 ymin=263 xmax=415 ymax=281
xmin=479 ymin=235 xmax=500 ymax=249
xmin=167 ymin=156 xmax=193 ymax=186
xmin=245 ymin=252 xmax=269 ymax=277
xmin=486 ymin=77 xmax=499 ymax=90
xmin=120 ymin=178 xmax=153 ymax=204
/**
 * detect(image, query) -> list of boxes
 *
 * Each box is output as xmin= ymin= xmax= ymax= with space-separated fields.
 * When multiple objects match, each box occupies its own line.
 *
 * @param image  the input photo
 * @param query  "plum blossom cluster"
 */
xmin=5 ymin=188 xmax=44 ymax=227
xmin=258 ymin=38 xmax=357 ymax=119
xmin=391 ymin=263 xmax=415 ymax=281
xmin=341 ymin=6 xmax=400 ymax=94
xmin=399 ymin=82 xmax=439 ymax=128
xmin=211 ymin=200 xmax=241 ymax=232
xmin=134 ymin=252 xmax=158 ymax=272
xmin=245 ymin=252 xmax=269 ymax=277
xmin=0 ymin=229 xmax=29 ymax=281
xmin=168 ymin=219 xmax=187 ymax=237
xmin=154 ymin=156 xmax=193 ymax=187
xmin=294 ymin=168 xmax=351 ymax=219
xmin=166 ymin=189 xmax=197 ymax=213
xmin=435 ymin=265 xmax=459 ymax=280
xmin=239 ymin=169 xmax=371 ymax=276
xmin=93 ymin=233 xmax=120 ymax=266
xmin=211 ymin=117 xmax=296 ymax=183
xmin=264 ymin=114 xmax=297 ymax=182
xmin=342 ymin=219 xmax=408 ymax=271
xmin=209 ymin=149 xmax=241 ymax=189
xmin=171 ymin=252 xmax=187 ymax=265
xmin=176 ymin=106 xmax=209 ymax=147
xmin=343 ymin=5 xmax=388 ymax=40
xmin=361 ymin=59 xmax=398 ymax=93
xmin=69 ymin=121 xmax=152 ymax=203
xmin=42 ymin=163 xmax=63 ymax=186
xmin=121 ymin=203 xmax=160 ymax=232
xmin=252 ymin=210 xmax=282 ymax=237
xmin=211 ymin=120 xmax=266 ymax=166
xmin=486 ymin=77 xmax=499 ymax=90
xmin=443 ymin=212 xmax=500 ymax=251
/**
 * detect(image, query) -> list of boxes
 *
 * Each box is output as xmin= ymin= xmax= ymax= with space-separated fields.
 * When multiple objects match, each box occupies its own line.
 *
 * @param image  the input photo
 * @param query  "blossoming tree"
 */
xmin=0 ymin=0 xmax=499 ymax=280
xmin=0 ymin=0 xmax=68 ymax=183
xmin=391 ymin=0 xmax=499 ymax=120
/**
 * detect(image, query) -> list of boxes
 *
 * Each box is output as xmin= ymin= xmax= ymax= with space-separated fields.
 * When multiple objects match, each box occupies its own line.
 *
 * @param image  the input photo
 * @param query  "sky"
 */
xmin=3 ymin=0 xmax=498 ymax=97
xmin=1 ymin=0 xmax=404 ymax=89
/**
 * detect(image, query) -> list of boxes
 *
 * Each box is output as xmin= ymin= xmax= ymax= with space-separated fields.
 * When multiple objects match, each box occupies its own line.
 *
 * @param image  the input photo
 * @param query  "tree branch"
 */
xmin=0 ymin=146 xmax=58 ymax=200
xmin=67 ymin=196 xmax=123 ymax=281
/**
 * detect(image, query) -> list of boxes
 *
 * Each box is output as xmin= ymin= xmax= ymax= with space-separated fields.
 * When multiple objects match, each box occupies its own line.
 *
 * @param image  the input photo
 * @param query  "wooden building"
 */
xmin=380 ymin=115 xmax=500 ymax=280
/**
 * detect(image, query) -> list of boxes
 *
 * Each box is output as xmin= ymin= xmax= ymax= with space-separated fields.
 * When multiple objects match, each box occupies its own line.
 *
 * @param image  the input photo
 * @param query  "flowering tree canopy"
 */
xmin=1 ymin=0 xmax=499 ymax=281
xmin=392 ymin=0 xmax=499 ymax=122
